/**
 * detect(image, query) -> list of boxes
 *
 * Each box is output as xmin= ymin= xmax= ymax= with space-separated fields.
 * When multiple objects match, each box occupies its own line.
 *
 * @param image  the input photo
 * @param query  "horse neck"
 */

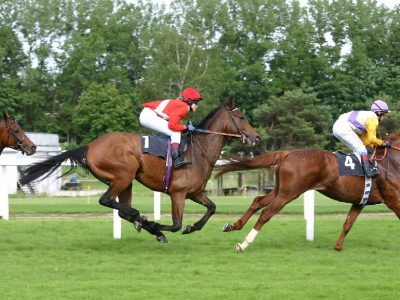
xmin=0 ymin=121 xmax=7 ymax=153
xmin=190 ymin=114 xmax=227 ymax=167
xmin=191 ymin=132 xmax=225 ymax=166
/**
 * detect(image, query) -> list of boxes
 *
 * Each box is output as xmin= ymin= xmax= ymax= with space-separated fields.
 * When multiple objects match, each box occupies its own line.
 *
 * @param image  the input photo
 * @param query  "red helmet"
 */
xmin=181 ymin=87 xmax=202 ymax=102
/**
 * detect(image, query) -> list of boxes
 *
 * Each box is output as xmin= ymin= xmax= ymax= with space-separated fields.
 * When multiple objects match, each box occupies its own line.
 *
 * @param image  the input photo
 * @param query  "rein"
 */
xmin=371 ymin=145 xmax=400 ymax=161
xmin=188 ymin=106 xmax=248 ymax=166
xmin=194 ymin=128 xmax=242 ymax=138
xmin=192 ymin=108 xmax=249 ymax=142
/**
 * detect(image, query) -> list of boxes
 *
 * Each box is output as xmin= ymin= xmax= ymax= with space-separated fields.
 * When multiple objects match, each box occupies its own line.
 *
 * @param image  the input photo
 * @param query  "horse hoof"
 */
xmin=134 ymin=215 xmax=147 ymax=233
xmin=157 ymin=236 xmax=168 ymax=243
xmin=222 ymin=224 xmax=231 ymax=232
xmin=236 ymin=243 xmax=244 ymax=253
xmin=134 ymin=221 xmax=142 ymax=233
xmin=182 ymin=225 xmax=192 ymax=234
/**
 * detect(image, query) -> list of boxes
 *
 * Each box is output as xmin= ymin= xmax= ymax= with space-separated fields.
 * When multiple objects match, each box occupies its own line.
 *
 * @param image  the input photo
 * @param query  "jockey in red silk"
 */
xmin=140 ymin=87 xmax=202 ymax=168
xmin=332 ymin=99 xmax=390 ymax=178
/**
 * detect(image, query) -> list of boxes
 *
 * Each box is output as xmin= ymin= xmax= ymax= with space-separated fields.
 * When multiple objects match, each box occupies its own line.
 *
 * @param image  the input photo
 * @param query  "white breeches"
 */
xmin=333 ymin=116 xmax=367 ymax=155
xmin=139 ymin=108 xmax=181 ymax=144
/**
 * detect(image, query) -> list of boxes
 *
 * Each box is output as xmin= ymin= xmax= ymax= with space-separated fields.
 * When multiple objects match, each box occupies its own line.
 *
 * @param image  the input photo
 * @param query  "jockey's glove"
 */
xmin=188 ymin=121 xmax=196 ymax=132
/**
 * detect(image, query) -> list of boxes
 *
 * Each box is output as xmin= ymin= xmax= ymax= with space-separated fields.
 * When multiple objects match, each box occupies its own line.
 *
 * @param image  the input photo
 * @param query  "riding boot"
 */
xmin=171 ymin=148 xmax=191 ymax=169
xmin=361 ymin=157 xmax=379 ymax=178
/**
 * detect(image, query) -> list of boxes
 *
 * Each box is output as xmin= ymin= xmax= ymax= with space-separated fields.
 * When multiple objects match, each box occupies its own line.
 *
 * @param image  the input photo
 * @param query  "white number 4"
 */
xmin=344 ymin=156 xmax=356 ymax=170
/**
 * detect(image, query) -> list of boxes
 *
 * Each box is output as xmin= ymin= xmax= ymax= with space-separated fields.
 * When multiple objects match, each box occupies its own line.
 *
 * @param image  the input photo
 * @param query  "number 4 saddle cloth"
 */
xmin=335 ymin=151 xmax=372 ymax=177
xmin=336 ymin=151 xmax=376 ymax=206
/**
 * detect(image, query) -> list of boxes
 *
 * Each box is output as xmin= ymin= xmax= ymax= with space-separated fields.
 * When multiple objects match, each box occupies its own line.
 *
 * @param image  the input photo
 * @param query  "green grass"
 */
xmin=1 ymin=216 xmax=399 ymax=300
xmin=1 ymin=191 xmax=399 ymax=299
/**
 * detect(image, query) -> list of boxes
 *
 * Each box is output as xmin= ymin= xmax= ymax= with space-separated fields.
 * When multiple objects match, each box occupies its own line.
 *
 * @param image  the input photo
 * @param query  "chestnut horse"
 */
xmin=0 ymin=111 xmax=36 ymax=156
xmin=19 ymin=103 xmax=260 ymax=243
xmin=216 ymin=133 xmax=400 ymax=252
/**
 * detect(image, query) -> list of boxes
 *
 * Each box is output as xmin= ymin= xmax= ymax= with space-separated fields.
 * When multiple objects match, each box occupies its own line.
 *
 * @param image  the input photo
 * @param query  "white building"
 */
xmin=0 ymin=132 xmax=62 ymax=194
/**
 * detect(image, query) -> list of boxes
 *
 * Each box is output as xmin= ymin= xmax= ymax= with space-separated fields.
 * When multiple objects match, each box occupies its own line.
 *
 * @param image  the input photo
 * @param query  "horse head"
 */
xmin=2 ymin=111 xmax=36 ymax=155
xmin=221 ymin=101 xmax=261 ymax=146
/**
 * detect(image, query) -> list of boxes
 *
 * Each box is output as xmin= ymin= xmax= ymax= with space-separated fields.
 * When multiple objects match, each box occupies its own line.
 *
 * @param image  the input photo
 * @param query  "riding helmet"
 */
xmin=181 ymin=87 xmax=202 ymax=102
xmin=371 ymin=100 xmax=390 ymax=113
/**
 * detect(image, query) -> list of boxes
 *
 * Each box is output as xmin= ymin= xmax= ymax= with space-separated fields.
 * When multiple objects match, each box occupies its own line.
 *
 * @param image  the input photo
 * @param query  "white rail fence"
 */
xmin=0 ymin=158 xmax=314 ymax=241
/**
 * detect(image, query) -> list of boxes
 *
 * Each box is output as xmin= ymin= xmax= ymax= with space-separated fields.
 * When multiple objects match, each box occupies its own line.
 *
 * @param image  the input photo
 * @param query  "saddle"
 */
xmin=141 ymin=135 xmax=188 ymax=191
xmin=141 ymin=135 xmax=187 ymax=159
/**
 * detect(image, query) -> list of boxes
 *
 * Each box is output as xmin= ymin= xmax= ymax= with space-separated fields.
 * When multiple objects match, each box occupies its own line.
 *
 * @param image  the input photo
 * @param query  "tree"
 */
xmin=253 ymin=90 xmax=332 ymax=150
xmin=73 ymin=82 xmax=137 ymax=145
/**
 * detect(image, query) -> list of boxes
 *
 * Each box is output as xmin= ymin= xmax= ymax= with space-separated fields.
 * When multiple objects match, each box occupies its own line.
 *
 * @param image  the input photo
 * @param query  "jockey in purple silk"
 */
xmin=332 ymin=99 xmax=390 ymax=178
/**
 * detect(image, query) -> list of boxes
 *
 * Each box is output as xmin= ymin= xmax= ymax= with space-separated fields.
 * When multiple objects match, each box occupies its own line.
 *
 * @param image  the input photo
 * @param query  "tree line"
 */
xmin=1 ymin=0 xmax=399 ymax=152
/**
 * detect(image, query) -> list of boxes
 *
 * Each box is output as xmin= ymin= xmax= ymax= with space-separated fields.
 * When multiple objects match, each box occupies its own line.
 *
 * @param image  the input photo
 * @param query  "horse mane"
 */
xmin=196 ymin=105 xmax=224 ymax=129
xmin=196 ymin=102 xmax=237 ymax=130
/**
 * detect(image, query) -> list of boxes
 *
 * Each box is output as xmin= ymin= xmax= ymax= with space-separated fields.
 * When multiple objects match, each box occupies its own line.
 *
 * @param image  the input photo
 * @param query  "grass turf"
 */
xmin=0 ymin=216 xmax=399 ymax=300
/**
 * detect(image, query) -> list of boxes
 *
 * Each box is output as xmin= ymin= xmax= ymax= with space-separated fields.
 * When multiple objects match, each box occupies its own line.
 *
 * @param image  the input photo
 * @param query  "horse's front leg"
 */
xmin=223 ymin=192 xmax=274 ymax=232
xmin=182 ymin=192 xmax=216 ymax=234
xmin=157 ymin=192 xmax=186 ymax=234
xmin=335 ymin=204 xmax=363 ymax=251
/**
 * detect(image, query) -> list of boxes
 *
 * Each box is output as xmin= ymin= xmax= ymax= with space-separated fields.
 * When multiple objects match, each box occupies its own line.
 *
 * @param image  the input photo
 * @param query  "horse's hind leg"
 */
xmin=99 ymin=187 xmax=143 ymax=223
xmin=117 ymin=184 xmax=167 ymax=242
xmin=335 ymin=204 xmax=363 ymax=251
xmin=223 ymin=191 xmax=275 ymax=232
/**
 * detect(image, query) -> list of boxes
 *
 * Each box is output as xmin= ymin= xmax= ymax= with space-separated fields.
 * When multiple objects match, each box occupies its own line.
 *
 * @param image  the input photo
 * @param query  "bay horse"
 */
xmin=19 ymin=102 xmax=260 ymax=243
xmin=0 ymin=111 xmax=36 ymax=156
xmin=216 ymin=134 xmax=400 ymax=252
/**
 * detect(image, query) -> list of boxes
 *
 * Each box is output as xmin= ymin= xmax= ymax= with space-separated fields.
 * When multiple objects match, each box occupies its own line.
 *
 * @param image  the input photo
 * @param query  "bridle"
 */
xmin=189 ymin=105 xmax=254 ymax=166
xmin=4 ymin=118 xmax=26 ymax=151
xmin=227 ymin=107 xmax=252 ymax=144
xmin=192 ymin=106 xmax=251 ymax=144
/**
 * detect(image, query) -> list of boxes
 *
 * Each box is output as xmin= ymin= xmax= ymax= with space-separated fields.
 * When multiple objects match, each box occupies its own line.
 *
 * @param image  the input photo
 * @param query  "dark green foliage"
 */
xmin=0 ymin=0 xmax=399 ymax=151
xmin=73 ymin=83 xmax=137 ymax=144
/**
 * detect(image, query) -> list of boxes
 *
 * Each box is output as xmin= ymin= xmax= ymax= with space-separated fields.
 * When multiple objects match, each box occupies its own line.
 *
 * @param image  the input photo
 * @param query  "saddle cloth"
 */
xmin=141 ymin=135 xmax=186 ymax=159
xmin=335 ymin=151 xmax=364 ymax=176
xmin=335 ymin=151 xmax=373 ymax=206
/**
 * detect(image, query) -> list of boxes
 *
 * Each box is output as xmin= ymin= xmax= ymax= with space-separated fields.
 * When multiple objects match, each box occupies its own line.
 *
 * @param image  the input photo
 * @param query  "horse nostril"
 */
xmin=31 ymin=145 xmax=37 ymax=152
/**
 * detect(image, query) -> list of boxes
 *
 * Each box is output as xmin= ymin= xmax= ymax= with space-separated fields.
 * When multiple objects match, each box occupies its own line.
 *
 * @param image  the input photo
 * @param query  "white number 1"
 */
xmin=143 ymin=136 xmax=149 ymax=148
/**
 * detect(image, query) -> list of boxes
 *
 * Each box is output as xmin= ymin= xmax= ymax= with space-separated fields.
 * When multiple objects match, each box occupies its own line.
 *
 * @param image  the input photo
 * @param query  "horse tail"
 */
xmin=215 ymin=151 xmax=290 ymax=177
xmin=19 ymin=146 xmax=89 ymax=185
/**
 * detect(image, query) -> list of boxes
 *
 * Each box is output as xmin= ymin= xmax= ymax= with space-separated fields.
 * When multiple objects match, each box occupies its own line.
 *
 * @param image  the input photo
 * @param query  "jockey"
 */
xmin=332 ymin=99 xmax=390 ymax=178
xmin=139 ymin=87 xmax=202 ymax=168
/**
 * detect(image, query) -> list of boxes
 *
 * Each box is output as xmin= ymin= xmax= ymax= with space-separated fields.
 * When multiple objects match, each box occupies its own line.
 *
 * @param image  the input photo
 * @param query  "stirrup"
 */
xmin=363 ymin=165 xmax=379 ymax=178
xmin=173 ymin=158 xmax=192 ymax=169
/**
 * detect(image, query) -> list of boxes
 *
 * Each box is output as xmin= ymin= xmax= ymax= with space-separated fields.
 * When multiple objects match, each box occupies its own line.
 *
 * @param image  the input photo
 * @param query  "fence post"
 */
xmin=0 ymin=166 xmax=9 ymax=220
xmin=113 ymin=197 xmax=121 ymax=239
xmin=304 ymin=190 xmax=315 ymax=241
xmin=154 ymin=192 xmax=161 ymax=220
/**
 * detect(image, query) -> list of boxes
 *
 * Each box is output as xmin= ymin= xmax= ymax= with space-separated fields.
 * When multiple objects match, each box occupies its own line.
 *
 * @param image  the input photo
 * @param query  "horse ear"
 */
xmin=223 ymin=98 xmax=235 ymax=109
xmin=3 ymin=111 xmax=8 ymax=121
